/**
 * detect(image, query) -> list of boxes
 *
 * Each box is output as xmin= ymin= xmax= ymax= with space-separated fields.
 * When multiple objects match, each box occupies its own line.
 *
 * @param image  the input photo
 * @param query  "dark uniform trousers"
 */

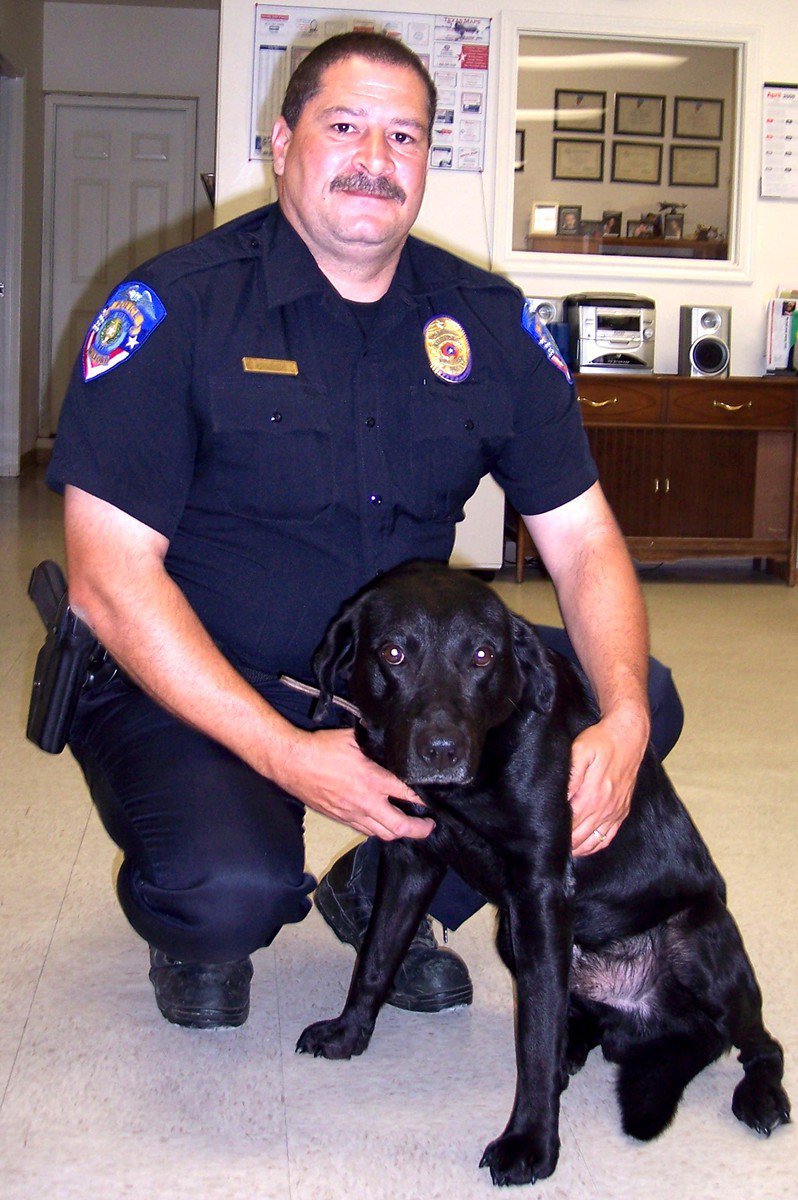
xmin=68 ymin=630 xmax=684 ymax=964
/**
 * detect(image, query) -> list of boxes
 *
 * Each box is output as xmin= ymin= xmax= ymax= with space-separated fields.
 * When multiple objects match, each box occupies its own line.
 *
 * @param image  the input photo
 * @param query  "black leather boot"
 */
xmin=314 ymin=844 xmax=473 ymax=1012
xmin=148 ymin=948 xmax=254 ymax=1028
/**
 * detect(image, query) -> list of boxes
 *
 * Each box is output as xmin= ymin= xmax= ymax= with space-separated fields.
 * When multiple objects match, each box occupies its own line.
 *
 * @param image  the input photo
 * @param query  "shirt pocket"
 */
xmin=206 ymin=375 xmax=333 ymax=522
xmin=397 ymin=381 xmax=512 ymax=521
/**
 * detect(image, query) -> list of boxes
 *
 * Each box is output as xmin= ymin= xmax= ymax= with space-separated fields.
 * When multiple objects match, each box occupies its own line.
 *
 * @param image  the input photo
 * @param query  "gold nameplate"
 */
xmin=242 ymin=357 xmax=299 ymax=376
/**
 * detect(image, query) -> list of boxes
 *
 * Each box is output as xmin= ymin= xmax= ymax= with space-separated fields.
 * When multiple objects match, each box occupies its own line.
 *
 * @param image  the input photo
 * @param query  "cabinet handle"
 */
xmin=578 ymin=395 xmax=618 ymax=408
xmin=654 ymin=478 xmax=671 ymax=495
xmin=712 ymin=399 xmax=752 ymax=412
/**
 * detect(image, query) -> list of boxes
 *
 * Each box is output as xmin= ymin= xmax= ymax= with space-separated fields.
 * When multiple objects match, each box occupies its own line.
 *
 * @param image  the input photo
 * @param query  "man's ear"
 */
xmin=271 ymin=116 xmax=292 ymax=177
xmin=511 ymin=613 xmax=556 ymax=714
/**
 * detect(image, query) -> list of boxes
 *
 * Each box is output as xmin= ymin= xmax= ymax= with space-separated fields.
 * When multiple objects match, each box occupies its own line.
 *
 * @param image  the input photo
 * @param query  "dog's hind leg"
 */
xmin=297 ymin=843 xmax=445 ymax=1060
xmin=615 ymin=1026 xmax=727 ymax=1141
xmin=671 ymin=901 xmax=791 ymax=1136
xmin=563 ymin=995 xmax=602 ymax=1081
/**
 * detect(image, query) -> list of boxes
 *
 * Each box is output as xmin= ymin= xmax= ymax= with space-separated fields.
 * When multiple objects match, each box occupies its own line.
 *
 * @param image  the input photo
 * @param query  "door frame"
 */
xmin=0 ymin=61 xmax=24 ymax=475
xmin=39 ymin=92 xmax=198 ymax=438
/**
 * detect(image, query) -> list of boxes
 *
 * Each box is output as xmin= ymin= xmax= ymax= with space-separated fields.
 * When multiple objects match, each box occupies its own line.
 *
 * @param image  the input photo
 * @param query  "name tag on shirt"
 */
xmin=242 ymin=357 xmax=299 ymax=376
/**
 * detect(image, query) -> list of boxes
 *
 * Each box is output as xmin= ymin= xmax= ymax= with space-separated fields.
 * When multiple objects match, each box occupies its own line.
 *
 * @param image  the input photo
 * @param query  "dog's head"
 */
xmin=313 ymin=562 xmax=556 ymax=786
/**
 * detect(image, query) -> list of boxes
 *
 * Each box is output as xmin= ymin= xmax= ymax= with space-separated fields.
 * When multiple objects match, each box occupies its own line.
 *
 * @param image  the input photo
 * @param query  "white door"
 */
xmin=0 ymin=67 xmax=24 ymax=475
xmin=41 ymin=95 xmax=198 ymax=435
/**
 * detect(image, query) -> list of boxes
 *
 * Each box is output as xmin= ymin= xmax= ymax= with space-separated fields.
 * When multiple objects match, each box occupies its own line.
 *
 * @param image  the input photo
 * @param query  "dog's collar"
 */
xmin=279 ymin=673 xmax=362 ymax=721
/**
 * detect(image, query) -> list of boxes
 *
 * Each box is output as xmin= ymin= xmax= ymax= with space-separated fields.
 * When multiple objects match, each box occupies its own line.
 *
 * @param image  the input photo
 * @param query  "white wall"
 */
xmin=43 ymin=2 xmax=220 ymax=237
xmin=216 ymin=0 xmax=798 ymax=378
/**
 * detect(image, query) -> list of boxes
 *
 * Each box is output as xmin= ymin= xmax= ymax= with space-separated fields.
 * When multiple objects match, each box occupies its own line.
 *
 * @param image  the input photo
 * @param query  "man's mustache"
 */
xmin=330 ymin=172 xmax=406 ymax=204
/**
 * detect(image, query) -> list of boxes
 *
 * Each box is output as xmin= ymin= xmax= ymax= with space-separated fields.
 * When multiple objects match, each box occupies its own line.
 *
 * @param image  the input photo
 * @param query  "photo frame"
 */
xmin=669 ymin=144 xmax=720 ymax=187
xmin=673 ymin=96 xmax=724 ymax=140
xmin=611 ymin=141 xmax=663 ymax=185
xmin=529 ymin=202 xmax=558 ymax=235
xmin=626 ymin=217 xmax=657 ymax=238
xmin=553 ymin=89 xmax=606 ymax=133
xmin=580 ymin=219 xmax=603 ymax=238
xmin=602 ymin=210 xmax=622 ymax=236
xmin=515 ymin=129 xmax=525 ymax=172
xmin=663 ymin=212 xmax=685 ymax=239
xmin=614 ymin=93 xmax=666 ymax=138
xmin=557 ymin=205 xmax=582 ymax=236
xmin=553 ymin=138 xmax=604 ymax=182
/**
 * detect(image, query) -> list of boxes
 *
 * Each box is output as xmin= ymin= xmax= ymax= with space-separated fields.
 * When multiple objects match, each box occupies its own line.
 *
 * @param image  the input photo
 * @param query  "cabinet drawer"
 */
xmin=666 ymin=382 xmax=796 ymax=428
xmin=575 ymin=377 xmax=663 ymax=424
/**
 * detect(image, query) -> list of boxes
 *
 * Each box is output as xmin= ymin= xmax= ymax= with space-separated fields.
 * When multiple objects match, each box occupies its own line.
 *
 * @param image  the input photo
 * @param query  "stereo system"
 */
xmin=565 ymin=293 xmax=655 ymax=374
xmin=525 ymin=296 xmax=735 ymax=376
xmin=678 ymin=305 xmax=732 ymax=377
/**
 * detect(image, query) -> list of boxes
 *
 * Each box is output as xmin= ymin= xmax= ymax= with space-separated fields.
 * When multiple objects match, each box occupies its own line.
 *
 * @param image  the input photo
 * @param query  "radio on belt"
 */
xmin=565 ymin=293 xmax=655 ymax=374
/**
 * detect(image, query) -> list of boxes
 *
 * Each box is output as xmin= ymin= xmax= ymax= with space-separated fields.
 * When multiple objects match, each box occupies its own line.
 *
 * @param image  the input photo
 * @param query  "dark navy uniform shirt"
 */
xmin=47 ymin=204 xmax=597 ymax=680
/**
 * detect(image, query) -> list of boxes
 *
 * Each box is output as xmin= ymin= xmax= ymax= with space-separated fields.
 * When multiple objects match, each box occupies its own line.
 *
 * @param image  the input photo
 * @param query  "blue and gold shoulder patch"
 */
xmin=521 ymin=300 xmax=572 ymax=384
xmin=82 ymin=282 xmax=166 ymax=382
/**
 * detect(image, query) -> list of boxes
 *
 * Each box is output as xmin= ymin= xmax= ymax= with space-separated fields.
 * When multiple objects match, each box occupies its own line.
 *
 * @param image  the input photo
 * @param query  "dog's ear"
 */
xmin=510 ymin=614 xmax=556 ymax=714
xmin=311 ymin=598 xmax=363 ymax=722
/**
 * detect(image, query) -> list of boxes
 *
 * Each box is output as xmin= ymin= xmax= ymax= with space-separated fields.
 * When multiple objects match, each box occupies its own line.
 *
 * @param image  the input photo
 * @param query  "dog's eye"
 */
xmin=379 ymin=643 xmax=405 ymax=666
xmin=472 ymin=646 xmax=494 ymax=668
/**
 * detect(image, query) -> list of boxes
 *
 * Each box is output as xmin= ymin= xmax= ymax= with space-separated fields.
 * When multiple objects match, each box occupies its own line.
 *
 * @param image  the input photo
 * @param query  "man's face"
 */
xmin=271 ymin=56 xmax=430 ymax=266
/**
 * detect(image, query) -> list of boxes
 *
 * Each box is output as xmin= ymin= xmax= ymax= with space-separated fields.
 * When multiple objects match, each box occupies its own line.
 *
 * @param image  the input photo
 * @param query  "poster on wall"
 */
xmin=250 ymin=6 xmax=491 ymax=172
xmin=761 ymin=82 xmax=798 ymax=199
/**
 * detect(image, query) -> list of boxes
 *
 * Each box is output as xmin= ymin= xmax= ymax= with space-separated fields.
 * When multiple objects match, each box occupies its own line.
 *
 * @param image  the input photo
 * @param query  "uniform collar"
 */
xmin=257 ymin=201 xmax=494 ymax=312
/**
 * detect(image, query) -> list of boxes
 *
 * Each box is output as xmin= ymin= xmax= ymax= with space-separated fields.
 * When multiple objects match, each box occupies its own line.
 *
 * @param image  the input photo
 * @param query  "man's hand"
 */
xmin=568 ymin=706 xmax=649 ymax=856
xmin=271 ymin=726 xmax=434 ymax=842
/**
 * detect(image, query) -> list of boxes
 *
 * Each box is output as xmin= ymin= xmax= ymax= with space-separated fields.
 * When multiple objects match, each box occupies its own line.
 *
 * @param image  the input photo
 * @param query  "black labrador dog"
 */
xmin=296 ymin=562 xmax=790 ymax=1187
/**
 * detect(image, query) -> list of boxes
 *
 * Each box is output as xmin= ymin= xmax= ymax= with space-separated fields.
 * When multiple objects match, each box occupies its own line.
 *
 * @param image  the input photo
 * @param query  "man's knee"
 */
xmin=118 ymin=855 xmax=315 ymax=962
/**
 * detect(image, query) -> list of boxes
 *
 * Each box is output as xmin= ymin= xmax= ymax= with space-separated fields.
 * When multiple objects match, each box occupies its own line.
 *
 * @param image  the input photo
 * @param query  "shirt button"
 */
xmin=365 ymin=416 xmax=375 ymax=427
xmin=270 ymin=411 xmax=282 ymax=423
xmin=464 ymin=418 xmax=475 ymax=431
xmin=369 ymin=493 xmax=383 ymax=506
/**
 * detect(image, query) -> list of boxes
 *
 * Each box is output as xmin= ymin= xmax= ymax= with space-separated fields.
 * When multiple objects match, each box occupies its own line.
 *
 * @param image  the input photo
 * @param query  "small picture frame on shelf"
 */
xmin=663 ymin=212 xmax=685 ymax=239
xmin=553 ymin=89 xmax=606 ymax=133
xmin=626 ymin=217 xmax=657 ymax=238
xmin=580 ymin=219 xmax=603 ymax=237
xmin=557 ymin=205 xmax=582 ymax=236
xmin=529 ymin=202 xmax=558 ymax=236
xmin=602 ymin=210 xmax=622 ymax=236
xmin=614 ymin=93 xmax=666 ymax=138
xmin=673 ymin=96 xmax=724 ymax=140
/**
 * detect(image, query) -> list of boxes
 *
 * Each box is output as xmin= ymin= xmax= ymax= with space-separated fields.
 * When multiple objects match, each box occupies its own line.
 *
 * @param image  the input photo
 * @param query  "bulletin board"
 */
xmin=250 ymin=6 xmax=491 ymax=171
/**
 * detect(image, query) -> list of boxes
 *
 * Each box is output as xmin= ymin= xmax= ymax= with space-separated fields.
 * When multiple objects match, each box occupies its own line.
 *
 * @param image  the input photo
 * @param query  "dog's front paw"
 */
xmin=479 ymin=1130 xmax=559 ymax=1187
xmin=295 ymin=1015 xmax=373 ymax=1060
xmin=732 ymin=1077 xmax=791 ymax=1136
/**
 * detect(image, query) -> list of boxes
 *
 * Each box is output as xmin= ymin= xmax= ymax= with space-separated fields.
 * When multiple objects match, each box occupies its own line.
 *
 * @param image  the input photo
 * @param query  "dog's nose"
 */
xmin=415 ymin=728 xmax=469 ymax=773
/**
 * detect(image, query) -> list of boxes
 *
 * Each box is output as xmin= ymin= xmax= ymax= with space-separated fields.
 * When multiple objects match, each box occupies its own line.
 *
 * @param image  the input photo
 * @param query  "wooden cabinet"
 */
xmin=575 ymin=374 xmax=798 ymax=585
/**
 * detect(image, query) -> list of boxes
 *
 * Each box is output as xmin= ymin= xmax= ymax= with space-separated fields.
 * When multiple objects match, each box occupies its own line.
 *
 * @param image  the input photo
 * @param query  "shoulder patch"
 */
xmin=82 ymin=282 xmax=166 ymax=382
xmin=521 ymin=300 xmax=572 ymax=384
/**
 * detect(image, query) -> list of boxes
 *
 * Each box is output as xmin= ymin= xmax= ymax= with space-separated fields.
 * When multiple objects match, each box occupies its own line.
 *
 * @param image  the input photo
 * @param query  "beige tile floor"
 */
xmin=1 ymin=470 xmax=795 ymax=1199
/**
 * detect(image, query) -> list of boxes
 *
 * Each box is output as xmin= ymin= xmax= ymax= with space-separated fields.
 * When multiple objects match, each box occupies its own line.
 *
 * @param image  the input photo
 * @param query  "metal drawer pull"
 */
xmin=654 ymin=478 xmax=670 ymax=494
xmin=578 ymin=395 xmax=618 ymax=408
xmin=712 ymin=399 xmax=752 ymax=412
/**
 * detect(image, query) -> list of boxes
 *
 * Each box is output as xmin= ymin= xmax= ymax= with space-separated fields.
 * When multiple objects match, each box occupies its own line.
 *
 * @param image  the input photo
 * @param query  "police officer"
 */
xmin=47 ymin=33 xmax=682 ymax=1028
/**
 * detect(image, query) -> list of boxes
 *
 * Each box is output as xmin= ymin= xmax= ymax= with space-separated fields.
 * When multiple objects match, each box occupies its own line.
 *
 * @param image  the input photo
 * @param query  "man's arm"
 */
xmin=523 ymin=481 xmax=651 ymax=856
xmin=63 ymin=486 xmax=432 ymax=842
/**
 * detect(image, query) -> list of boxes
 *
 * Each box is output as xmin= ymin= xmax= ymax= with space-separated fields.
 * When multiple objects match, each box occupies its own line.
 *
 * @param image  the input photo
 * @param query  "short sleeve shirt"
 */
xmin=47 ymin=204 xmax=597 ymax=679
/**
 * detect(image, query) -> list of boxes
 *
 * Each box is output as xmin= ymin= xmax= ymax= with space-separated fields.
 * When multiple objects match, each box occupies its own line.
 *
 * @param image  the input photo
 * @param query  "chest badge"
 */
xmin=423 ymin=315 xmax=472 ymax=383
xmin=82 ymin=282 xmax=166 ymax=382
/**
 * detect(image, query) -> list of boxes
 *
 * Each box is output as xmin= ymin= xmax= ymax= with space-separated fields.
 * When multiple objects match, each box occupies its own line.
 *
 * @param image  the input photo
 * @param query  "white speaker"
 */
xmin=525 ymin=296 xmax=562 ymax=326
xmin=678 ymin=305 xmax=731 ymax=377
